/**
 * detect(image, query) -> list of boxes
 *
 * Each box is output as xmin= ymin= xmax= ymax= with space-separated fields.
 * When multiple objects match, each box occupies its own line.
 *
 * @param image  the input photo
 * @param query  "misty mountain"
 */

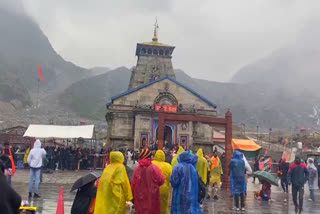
xmin=59 ymin=67 xmax=131 ymax=119
xmin=232 ymin=20 xmax=320 ymax=93
xmin=232 ymin=46 xmax=320 ymax=93
xmin=228 ymin=20 xmax=320 ymax=129
xmin=60 ymin=68 xmax=320 ymax=129
xmin=89 ymin=67 xmax=111 ymax=76
xmin=0 ymin=5 xmax=90 ymax=108
xmin=178 ymin=71 xmax=320 ymax=129
xmin=1 ymin=1 xmax=319 ymax=130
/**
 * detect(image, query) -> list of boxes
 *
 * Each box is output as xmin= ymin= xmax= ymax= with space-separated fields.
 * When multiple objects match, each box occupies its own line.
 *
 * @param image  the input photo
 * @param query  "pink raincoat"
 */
xmin=131 ymin=158 xmax=164 ymax=214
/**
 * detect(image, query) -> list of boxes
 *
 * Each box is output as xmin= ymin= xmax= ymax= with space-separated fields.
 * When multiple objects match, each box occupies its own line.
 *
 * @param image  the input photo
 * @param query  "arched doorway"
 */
xmin=156 ymin=125 xmax=173 ymax=149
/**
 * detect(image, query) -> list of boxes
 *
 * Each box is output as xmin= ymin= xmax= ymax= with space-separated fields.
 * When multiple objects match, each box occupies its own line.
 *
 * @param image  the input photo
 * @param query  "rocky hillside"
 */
xmin=59 ymin=68 xmax=320 ymax=129
xmin=0 ymin=5 xmax=91 ymax=109
xmin=229 ymin=20 xmax=320 ymax=129
xmin=178 ymin=71 xmax=320 ymax=129
xmin=232 ymin=45 xmax=320 ymax=93
xmin=59 ymin=67 xmax=131 ymax=120
xmin=89 ymin=67 xmax=111 ymax=76
xmin=232 ymin=19 xmax=320 ymax=93
xmin=0 ymin=2 xmax=97 ymax=128
xmin=1 ymin=1 xmax=319 ymax=130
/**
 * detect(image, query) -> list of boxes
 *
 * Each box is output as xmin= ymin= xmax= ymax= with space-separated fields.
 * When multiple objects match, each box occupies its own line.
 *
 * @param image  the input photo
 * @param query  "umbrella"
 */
xmin=253 ymin=170 xmax=279 ymax=186
xmin=71 ymin=172 xmax=102 ymax=192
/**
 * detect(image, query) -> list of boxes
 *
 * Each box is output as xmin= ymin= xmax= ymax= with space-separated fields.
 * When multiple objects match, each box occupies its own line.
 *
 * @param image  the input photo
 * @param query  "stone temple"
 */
xmin=106 ymin=24 xmax=220 ymax=151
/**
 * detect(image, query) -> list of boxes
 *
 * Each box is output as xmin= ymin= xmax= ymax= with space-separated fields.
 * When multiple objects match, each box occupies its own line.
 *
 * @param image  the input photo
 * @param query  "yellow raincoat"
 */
xmin=209 ymin=156 xmax=223 ymax=186
xmin=196 ymin=148 xmax=208 ymax=184
xmin=171 ymin=146 xmax=185 ymax=167
xmin=94 ymin=152 xmax=133 ymax=214
xmin=152 ymin=150 xmax=173 ymax=214
xmin=23 ymin=147 xmax=30 ymax=164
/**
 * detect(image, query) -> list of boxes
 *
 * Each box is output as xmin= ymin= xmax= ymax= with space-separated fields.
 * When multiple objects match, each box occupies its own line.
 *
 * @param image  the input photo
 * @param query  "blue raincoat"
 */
xmin=228 ymin=151 xmax=246 ymax=195
xmin=170 ymin=151 xmax=202 ymax=214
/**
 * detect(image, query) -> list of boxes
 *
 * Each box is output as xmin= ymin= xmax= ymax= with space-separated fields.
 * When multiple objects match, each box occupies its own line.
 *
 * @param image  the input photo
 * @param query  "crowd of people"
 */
xmin=43 ymin=146 xmax=92 ymax=171
xmin=276 ymin=156 xmax=319 ymax=213
xmin=0 ymin=139 xmax=319 ymax=213
xmin=88 ymin=147 xmax=207 ymax=214
xmin=74 ymin=146 xmax=319 ymax=214
xmin=1 ymin=143 xmax=99 ymax=172
xmin=70 ymin=145 xmax=243 ymax=214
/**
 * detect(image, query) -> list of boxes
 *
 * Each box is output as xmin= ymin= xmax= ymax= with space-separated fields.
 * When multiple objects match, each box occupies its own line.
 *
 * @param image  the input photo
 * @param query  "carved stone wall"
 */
xmin=106 ymin=111 xmax=134 ymax=148
xmin=177 ymin=121 xmax=193 ymax=147
xmin=107 ymin=110 xmax=217 ymax=149
xmin=107 ymin=78 xmax=217 ymax=149
xmin=133 ymin=114 xmax=153 ymax=149
xmin=128 ymin=56 xmax=175 ymax=89
xmin=113 ymin=79 xmax=217 ymax=114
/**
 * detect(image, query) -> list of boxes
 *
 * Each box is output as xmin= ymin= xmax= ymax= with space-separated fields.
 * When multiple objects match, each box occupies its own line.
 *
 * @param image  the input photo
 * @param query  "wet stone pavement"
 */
xmin=13 ymin=170 xmax=90 ymax=214
xmin=12 ymin=169 xmax=320 ymax=214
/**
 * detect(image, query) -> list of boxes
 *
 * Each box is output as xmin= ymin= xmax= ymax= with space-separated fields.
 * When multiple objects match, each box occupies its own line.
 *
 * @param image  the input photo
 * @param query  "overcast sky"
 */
xmin=18 ymin=0 xmax=320 ymax=82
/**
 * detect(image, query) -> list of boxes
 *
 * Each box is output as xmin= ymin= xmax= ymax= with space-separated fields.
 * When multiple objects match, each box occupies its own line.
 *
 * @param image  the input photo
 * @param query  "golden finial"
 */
xmin=152 ymin=17 xmax=159 ymax=42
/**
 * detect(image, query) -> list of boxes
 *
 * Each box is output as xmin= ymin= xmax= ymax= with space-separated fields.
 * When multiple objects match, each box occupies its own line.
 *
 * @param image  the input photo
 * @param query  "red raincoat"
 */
xmin=131 ymin=158 xmax=164 ymax=214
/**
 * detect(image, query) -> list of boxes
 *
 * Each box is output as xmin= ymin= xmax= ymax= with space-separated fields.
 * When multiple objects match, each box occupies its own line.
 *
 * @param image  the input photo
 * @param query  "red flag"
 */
xmin=56 ymin=187 xmax=64 ymax=214
xmin=38 ymin=64 xmax=46 ymax=82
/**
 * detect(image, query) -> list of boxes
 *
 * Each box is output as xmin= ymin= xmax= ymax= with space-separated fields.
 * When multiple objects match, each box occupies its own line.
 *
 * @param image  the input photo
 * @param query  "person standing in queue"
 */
xmin=171 ymin=146 xmax=185 ymax=167
xmin=279 ymin=158 xmax=289 ymax=202
xmin=23 ymin=145 xmax=31 ymax=168
xmin=208 ymin=151 xmax=223 ymax=200
xmin=2 ymin=142 xmax=16 ymax=186
xmin=0 ymin=156 xmax=21 ymax=214
xmin=94 ymin=151 xmax=133 ymax=214
xmin=307 ymin=157 xmax=318 ymax=202
xmin=27 ymin=139 xmax=47 ymax=198
xmin=196 ymin=148 xmax=208 ymax=185
xmin=229 ymin=150 xmax=246 ymax=211
xmin=252 ymin=156 xmax=259 ymax=184
xmin=196 ymin=148 xmax=208 ymax=205
xmin=152 ymin=150 xmax=173 ymax=214
xmin=288 ymin=156 xmax=309 ymax=214
xmin=170 ymin=151 xmax=202 ymax=214
xmin=131 ymin=148 xmax=164 ymax=214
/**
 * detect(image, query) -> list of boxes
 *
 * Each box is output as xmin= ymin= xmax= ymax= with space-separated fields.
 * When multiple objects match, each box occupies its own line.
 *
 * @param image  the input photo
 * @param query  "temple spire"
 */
xmin=152 ymin=17 xmax=159 ymax=42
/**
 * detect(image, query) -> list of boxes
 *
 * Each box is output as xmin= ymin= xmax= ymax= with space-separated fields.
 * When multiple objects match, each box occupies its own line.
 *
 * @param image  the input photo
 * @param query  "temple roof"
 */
xmin=138 ymin=19 xmax=174 ymax=48
xmin=140 ymin=41 xmax=173 ymax=47
xmin=106 ymin=76 xmax=217 ymax=108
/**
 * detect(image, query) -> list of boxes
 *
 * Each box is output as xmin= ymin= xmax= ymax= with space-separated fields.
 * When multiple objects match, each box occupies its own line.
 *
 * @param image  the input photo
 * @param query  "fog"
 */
xmin=3 ymin=0 xmax=320 ymax=81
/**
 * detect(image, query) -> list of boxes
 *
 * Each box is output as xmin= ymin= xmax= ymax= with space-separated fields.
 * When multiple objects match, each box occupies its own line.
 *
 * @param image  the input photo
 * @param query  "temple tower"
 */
xmin=128 ymin=20 xmax=175 ymax=89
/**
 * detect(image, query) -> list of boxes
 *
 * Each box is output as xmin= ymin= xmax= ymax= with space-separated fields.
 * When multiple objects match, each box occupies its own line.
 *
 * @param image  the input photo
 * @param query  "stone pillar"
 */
xmin=222 ymin=109 xmax=232 ymax=190
xmin=158 ymin=112 xmax=165 ymax=150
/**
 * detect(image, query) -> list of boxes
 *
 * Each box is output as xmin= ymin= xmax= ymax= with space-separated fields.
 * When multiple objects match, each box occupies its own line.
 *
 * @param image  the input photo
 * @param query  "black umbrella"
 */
xmin=71 ymin=172 xmax=102 ymax=192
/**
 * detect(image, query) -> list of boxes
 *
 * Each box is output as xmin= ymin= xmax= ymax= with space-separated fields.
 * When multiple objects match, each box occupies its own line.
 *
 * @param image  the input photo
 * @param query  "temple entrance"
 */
xmin=157 ymin=110 xmax=233 ymax=190
xmin=156 ymin=125 xmax=173 ymax=149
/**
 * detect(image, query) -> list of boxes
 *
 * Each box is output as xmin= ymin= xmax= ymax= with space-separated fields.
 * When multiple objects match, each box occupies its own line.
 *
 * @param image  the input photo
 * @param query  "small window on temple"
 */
xmin=165 ymin=50 xmax=169 ymax=56
xmin=159 ymin=49 xmax=164 ymax=55
xmin=153 ymin=49 xmax=158 ymax=55
xmin=147 ymin=49 xmax=152 ymax=54
xmin=141 ymin=48 xmax=146 ymax=54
